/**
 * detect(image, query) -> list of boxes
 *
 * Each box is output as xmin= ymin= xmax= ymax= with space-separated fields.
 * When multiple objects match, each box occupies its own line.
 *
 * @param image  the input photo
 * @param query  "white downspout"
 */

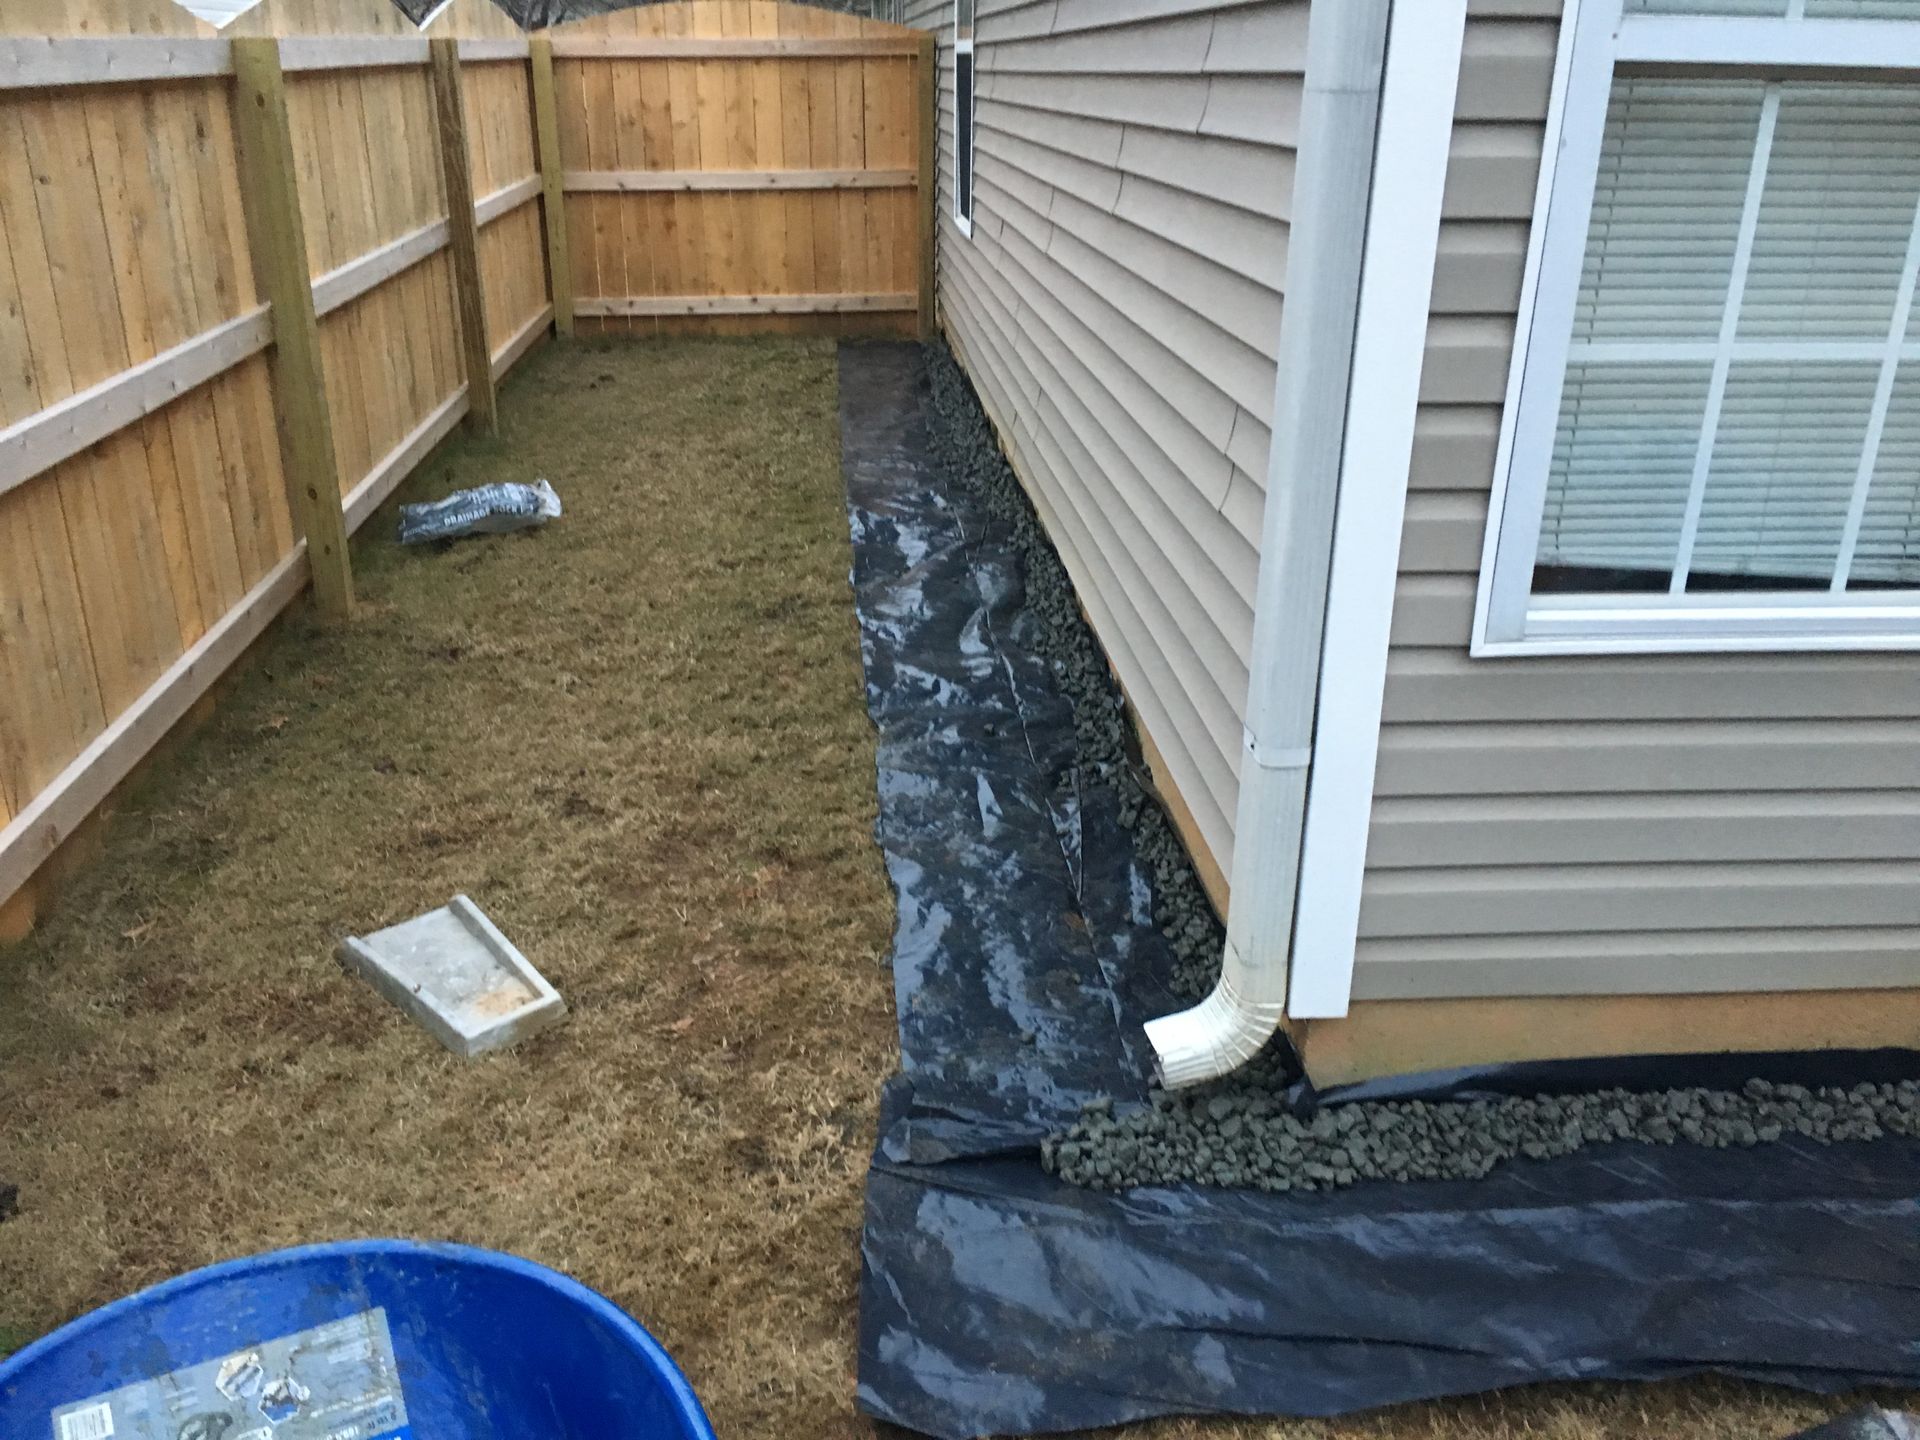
xmin=1144 ymin=0 xmax=1391 ymax=1089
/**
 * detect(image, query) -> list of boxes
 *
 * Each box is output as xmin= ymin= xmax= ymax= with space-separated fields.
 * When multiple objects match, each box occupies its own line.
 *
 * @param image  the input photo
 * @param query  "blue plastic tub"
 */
xmin=1 ymin=1240 xmax=716 ymax=1440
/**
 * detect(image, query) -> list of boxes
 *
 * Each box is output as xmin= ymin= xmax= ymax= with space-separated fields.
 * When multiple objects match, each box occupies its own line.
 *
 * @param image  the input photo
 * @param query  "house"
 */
xmin=900 ymin=0 xmax=1920 ymax=1085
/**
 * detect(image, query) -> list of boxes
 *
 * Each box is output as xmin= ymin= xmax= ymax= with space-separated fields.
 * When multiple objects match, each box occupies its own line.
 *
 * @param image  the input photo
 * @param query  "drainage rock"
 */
xmin=1043 ymin=1078 xmax=1920 ymax=1194
xmin=922 ymin=343 xmax=1227 ymax=1003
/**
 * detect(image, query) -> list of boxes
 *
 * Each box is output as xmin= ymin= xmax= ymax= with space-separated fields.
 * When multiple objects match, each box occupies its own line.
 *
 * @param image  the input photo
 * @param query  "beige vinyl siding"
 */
xmin=905 ymin=0 xmax=1307 ymax=875
xmin=1359 ymin=0 xmax=1920 ymax=1002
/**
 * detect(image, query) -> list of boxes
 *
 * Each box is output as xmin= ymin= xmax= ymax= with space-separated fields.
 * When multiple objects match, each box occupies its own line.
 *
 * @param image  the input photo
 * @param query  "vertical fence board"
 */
xmin=610 ymin=52 xmax=652 ymax=335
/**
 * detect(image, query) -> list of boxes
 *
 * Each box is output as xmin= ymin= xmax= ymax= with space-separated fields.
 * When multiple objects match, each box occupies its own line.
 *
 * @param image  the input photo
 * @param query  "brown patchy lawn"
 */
xmin=0 ymin=337 xmax=1895 ymax=1440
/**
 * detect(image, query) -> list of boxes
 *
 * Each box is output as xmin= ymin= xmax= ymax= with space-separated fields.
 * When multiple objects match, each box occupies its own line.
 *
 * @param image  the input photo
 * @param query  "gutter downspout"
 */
xmin=1144 ymin=0 xmax=1391 ymax=1089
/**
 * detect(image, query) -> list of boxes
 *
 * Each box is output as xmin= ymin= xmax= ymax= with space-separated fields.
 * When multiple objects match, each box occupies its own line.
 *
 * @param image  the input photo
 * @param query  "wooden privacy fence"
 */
xmin=0 ymin=0 xmax=936 ymax=928
xmin=546 ymin=2 xmax=935 ymax=335
xmin=0 ymin=0 xmax=553 ymax=924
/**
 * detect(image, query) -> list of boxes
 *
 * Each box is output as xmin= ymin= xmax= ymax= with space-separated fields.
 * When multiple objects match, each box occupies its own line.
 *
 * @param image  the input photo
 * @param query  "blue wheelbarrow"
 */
xmin=0 ymin=1240 xmax=717 ymax=1440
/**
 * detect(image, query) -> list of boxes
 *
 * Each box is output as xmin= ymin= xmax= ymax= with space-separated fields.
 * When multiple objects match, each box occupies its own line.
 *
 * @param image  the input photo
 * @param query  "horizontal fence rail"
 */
xmin=564 ymin=167 xmax=916 ymax=192
xmin=0 ymin=309 xmax=273 ymax=502
xmin=575 ymin=292 xmax=917 ymax=317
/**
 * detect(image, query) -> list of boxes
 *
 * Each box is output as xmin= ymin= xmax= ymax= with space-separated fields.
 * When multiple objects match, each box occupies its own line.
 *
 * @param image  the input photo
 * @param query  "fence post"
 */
xmin=229 ymin=37 xmax=354 ymax=623
xmin=917 ymin=31 xmax=937 ymax=341
xmin=529 ymin=36 xmax=575 ymax=337
xmin=430 ymin=38 xmax=498 ymax=434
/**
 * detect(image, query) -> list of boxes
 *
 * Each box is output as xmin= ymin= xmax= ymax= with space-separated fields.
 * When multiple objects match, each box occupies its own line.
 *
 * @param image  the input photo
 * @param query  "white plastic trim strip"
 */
xmin=1287 ymin=0 xmax=1470 ymax=1022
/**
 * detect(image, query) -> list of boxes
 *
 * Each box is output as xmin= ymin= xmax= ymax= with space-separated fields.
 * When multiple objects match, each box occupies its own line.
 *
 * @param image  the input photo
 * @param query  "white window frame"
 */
xmin=953 ymin=0 xmax=975 ymax=238
xmin=1473 ymin=0 xmax=1920 ymax=658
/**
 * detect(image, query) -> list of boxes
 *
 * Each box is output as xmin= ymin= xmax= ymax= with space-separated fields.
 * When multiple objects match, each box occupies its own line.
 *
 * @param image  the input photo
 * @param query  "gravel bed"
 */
xmin=1046 ymin=1078 xmax=1920 ymax=1193
xmin=922 ymin=344 xmax=1226 ymax=1003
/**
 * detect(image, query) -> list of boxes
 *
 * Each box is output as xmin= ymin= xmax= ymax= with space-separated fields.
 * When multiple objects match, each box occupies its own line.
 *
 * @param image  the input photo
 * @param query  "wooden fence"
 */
xmin=548 ymin=1 xmax=934 ymax=336
xmin=0 ymin=0 xmax=556 ymax=927
xmin=0 ymin=0 xmax=933 ymax=930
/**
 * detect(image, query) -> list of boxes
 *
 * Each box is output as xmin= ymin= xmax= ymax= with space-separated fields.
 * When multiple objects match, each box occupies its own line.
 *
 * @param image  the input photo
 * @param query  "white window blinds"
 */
xmin=1536 ymin=78 xmax=1920 ymax=592
xmin=954 ymin=0 xmax=975 ymax=232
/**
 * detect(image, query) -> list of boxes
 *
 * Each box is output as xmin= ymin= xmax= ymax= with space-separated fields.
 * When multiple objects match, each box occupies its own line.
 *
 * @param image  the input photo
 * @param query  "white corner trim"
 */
xmin=1288 ymin=0 xmax=1470 ymax=1021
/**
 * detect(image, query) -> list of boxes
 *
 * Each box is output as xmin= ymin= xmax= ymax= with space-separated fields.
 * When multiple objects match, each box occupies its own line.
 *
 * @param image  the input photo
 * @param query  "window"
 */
xmin=954 ymin=0 xmax=975 ymax=236
xmin=1476 ymin=0 xmax=1920 ymax=654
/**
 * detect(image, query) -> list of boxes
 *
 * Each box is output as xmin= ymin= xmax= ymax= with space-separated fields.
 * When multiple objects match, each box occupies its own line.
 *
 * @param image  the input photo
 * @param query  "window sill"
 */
xmin=953 ymin=213 xmax=973 ymax=239
xmin=1473 ymin=596 xmax=1920 ymax=657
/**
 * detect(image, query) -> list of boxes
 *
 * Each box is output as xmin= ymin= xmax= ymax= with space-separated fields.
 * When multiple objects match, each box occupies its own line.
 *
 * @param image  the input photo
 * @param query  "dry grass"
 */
xmin=0 ymin=338 xmax=897 ymax=1436
xmin=0 ymin=337 xmax=1898 ymax=1440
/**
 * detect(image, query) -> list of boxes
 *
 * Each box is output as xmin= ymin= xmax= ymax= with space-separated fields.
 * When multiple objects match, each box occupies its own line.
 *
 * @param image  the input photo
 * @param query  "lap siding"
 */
xmin=907 ymin=0 xmax=1306 ymax=884
xmin=1371 ymin=0 xmax=1920 ymax=1000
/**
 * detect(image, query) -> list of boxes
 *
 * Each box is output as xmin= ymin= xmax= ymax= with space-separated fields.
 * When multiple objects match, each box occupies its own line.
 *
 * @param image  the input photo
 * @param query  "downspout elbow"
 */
xmin=1143 ymin=940 xmax=1287 ymax=1090
xmin=1146 ymin=735 xmax=1308 ymax=1089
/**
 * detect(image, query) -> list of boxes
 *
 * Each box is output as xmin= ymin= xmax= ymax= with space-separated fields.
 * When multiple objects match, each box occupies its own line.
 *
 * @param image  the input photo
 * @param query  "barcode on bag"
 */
xmin=53 ymin=1403 xmax=114 ymax=1440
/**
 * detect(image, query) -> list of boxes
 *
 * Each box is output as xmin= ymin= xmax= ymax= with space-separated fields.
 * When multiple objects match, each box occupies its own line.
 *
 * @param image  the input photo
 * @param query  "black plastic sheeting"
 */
xmin=839 ymin=342 xmax=1920 ymax=1440
xmin=839 ymin=342 xmax=1185 ymax=1169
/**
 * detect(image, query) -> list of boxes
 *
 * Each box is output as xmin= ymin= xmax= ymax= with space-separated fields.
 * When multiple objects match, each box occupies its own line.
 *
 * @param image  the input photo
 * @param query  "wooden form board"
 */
xmin=0 ymin=12 xmax=552 ymax=899
xmin=545 ymin=0 xmax=930 ymax=338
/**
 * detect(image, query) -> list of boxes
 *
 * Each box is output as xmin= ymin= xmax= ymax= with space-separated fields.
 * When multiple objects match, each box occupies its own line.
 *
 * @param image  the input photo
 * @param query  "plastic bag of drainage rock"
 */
xmin=398 ymin=480 xmax=561 ymax=546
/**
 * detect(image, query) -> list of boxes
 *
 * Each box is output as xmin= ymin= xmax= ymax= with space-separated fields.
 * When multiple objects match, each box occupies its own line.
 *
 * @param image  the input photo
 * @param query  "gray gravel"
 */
xmin=1045 ymin=1078 xmax=1920 ymax=1193
xmin=923 ymin=344 xmax=1228 ymax=1003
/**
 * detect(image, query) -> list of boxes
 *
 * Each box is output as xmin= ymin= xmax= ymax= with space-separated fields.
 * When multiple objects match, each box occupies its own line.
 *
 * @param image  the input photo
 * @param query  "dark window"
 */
xmin=955 ymin=47 xmax=975 ymax=228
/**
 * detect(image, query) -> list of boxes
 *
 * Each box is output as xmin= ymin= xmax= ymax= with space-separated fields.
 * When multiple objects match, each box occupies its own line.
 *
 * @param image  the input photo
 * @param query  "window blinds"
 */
xmin=1537 ymin=78 xmax=1920 ymax=590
